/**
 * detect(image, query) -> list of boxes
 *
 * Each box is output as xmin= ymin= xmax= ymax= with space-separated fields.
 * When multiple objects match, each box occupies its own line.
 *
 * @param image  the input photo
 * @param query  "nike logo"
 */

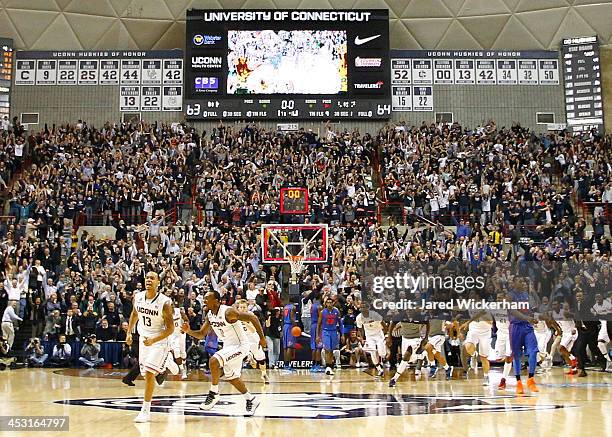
xmin=354 ymin=34 xmax=381 ymax=46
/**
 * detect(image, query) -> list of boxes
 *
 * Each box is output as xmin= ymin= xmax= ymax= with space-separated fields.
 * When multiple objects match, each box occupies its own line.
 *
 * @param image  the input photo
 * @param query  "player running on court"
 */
xmin=355 ymin=303 xmax=386 ymax=377
xmin=126 ymin=272 xmax=176 ymax=423
xmin=182 ymin=290 xmax=267 ymax=416
xmin=237 ymin=299 xmax=269 ymax=384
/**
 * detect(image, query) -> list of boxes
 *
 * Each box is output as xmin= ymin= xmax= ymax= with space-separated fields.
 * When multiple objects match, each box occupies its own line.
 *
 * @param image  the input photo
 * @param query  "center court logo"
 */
xmin=59 ymin=393 xmax=565 ymax=419
xmin=193 ymin=34 xmax=222 ymax=46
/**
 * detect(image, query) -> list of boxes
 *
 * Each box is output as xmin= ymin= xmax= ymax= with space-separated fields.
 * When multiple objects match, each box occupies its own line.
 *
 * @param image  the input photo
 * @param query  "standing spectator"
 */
xmin=265 ymin=307 xmax=282 ymax=368
xmin=2 ymin=301 xmax=22 ymax=351
xmin=62 ymin=308 xmax=79 ymax=342
xmin=43 ymin=309 xmax=62 ymax=342
xmin=96 ymin=318 xmax=116 ymax=341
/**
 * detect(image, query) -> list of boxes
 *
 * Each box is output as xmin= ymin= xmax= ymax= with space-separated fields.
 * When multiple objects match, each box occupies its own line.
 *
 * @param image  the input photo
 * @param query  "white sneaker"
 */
xmin=325 ymin=367 xmax=335 ymax=375
xmin=245 ymin=396 xmax=260 ymax=416
xmin=200 ymin=391 xmax=220 ymax=410
xmin=134 ymin=411 xmax=150 ymax=423
xmin=181 ymin=370 xmax=188 ymax=380
xmin=605 ymin=361 xmax=612 ymax=373
xmin=482 ymin=375 xmax=490 ymax=386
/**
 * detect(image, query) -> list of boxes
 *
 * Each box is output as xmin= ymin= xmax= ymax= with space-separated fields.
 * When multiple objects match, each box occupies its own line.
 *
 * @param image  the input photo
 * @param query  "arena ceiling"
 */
xmin=0 ymin=0 xmax=610 ymax=51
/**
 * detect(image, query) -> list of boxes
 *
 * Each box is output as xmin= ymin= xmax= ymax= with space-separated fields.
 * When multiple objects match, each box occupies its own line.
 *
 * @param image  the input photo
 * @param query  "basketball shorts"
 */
xmin=322 ymin=330 xmax=339 ymax=351
xmin=465 ymin=328 xmax=491 ymax=357
xmin=310 ymin=324 xmax=322 ymax=350
xmin=560 ymin=330 xmax=577 ymax=351
xmin=427 ymin=335 xmax=446 ymax=354
xmin=247 ymin=333 xmax=266 ymax=362
xmin=139 ymin=338 xmax=170 ymax=376
xmin=509 ymin=323 xmax=538 ymax=356
xmin=535 ymin=330 xmax=552 ymax=355
xmin=363 ymin=335 xmax=386 ymax=357
xmin=283 ymin=324 xmax=296 ymax=349
xmin=598 ymin=321 xmax=610 ymax=344
xmin=495 ymin=331 xmax=512 ymax=357
xmin=213 ymin=344 xmax=250 ymax=380
xmin=170 ymin=333 xmax=187 ymax=359
xmin=401 ymin=337 xmax=423 ymax=362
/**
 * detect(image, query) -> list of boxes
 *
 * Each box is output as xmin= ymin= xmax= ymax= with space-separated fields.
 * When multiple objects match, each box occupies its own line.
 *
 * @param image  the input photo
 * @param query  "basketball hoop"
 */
xmin=287 ymin=255 xmax=305 ymax=277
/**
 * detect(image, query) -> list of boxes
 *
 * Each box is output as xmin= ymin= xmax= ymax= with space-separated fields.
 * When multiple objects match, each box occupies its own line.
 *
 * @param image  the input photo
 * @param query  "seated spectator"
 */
xmin=25 ymin=337 xmax=48 ymax=367
xmin=48 ymin=334 xmax=72 ymax=367
xmin=78 ymin=334 xmax=104 ymax=368
xmin=96 ymin=318 xmax=116 ymax=342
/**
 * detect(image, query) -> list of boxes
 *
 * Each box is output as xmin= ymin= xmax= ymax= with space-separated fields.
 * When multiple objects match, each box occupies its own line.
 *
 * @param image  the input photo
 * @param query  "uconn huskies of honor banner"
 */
xmin=185 ymin=9 xmax=391 ymax=120
xmin=390 ymin=49 xmax=560 ymax=112
xmin=13 ymin=50 xmax=183 ymax=112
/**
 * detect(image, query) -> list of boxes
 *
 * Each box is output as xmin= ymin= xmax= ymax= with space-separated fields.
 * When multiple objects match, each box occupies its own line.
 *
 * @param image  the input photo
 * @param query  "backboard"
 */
xmin=261 ymin=224 xmax=328 ymax=264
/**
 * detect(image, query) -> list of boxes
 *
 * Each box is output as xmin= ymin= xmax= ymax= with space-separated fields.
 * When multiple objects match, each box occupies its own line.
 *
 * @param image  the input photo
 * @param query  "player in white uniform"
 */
xmin=460 ymin=309 xmax=493 ymax=386
xmin=171 ymin=304 xmax=189 ymax=379
xmin=591 ymin=294 xmax=612 ymax=372
xmin=424 ymin=317 xmax=453 ymax=380
xmin=552 ymin=302 xmax=578 ymax=374
xmin=237 ymin=300 xmax=269 ymax=384
xmin=126 ymin=272 xmax=175 ymax=423
xmin=533 ymin=312 xmax=561 ymax=372
xmin=355 ymin=304 xmax=386 ymax=377
xmin=182 ymin=290 xmax=267 ymax=416
xmin=491 ymin=302 xmax=513 ymax=390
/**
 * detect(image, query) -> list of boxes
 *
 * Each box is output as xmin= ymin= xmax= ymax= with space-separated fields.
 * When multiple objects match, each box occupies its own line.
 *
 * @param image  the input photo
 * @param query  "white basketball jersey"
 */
xmin=173 ymin=307 xmax=186 ymax=337
xmin=356 ymin=311 xmax=384 ymax=338
xmin=207 ymin=304 xmax=248 ymax=348
xmin=533 ymin=313 xmax=549 ymax=334
xmin=552 ymin=309 xmax=575 ymax=333
xmin=134 ymin=291 xmax=172 ymax=339
xmin=490 ymin=308 xmax=509 ymax=334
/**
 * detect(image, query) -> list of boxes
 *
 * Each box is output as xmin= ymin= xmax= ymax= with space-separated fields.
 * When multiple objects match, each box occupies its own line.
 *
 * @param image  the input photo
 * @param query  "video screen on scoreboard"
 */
xmin=227 ymin=30 xmax=347 ymax=94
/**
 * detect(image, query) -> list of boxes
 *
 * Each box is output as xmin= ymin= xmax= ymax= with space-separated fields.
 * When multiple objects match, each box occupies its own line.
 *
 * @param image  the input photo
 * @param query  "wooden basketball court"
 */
xmin=1 ymin=367 xmax=610 ymax=436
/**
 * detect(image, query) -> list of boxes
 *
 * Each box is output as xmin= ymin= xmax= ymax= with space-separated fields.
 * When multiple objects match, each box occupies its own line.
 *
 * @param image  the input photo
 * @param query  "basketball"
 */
xmin=291 ymin=326 xmax=302 ymax=337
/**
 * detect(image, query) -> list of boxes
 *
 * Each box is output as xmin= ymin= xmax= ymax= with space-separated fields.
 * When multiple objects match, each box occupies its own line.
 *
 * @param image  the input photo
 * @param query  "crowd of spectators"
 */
xmin=0 ymin=119 xmax=609 ymax=370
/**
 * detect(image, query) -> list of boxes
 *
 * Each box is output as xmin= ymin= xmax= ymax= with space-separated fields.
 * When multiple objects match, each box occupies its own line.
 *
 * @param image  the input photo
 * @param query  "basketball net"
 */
xmin=288 ymin=255 xmax=304 ymax=284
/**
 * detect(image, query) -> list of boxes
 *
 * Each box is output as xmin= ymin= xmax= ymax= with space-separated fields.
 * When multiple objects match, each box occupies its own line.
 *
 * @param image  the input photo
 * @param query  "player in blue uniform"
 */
xmin=508 ymin=278 xmax=539 ymax=394
xmin=310 ymin=295 xmax=323 ymax=372
xmin=317 ymin=297 xmax=344 ymax=375
xmin=282 ymin=298 xmax=297 ymax=368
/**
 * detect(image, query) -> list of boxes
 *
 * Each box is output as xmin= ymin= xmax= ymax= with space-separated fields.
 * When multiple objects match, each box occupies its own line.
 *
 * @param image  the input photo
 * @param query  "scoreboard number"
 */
xmin=518 ymin=60 xmax=538 ymax=85
xmin=433 ymin=59 xmax=454 ymax=84
xmin=78 ymin=60 xmax=99 ymax=85
xmin=121 ymin=60 xmax=141 ymax=84
xmin=412 ymin=86 xmax=433 ymax=111
xmin=36 ymin=60 xmax=57 ymax=85
xmin=99 ymin=60 xmax=120 ymax=85
xmin=15 ymin=60 xmax=36 ymax=85
xmin=538 ymin=60 xmax=559 ymax=85
xmin=496 ymin=60 xmax=517 ymax=85
xmin=476 ymin=60 xmax=496 ymax=85
xmin=392 ymin=86 xmax=411 ymax=111
xmin=57 ymin=60 xmax=77 ymax=85
xmin=140 ymin=86 xmax=162 ymax=111
xmin=120 ymin=85 xmax=140 ymax=111
xmin=454 ymin=60 xmax=475 ymax=84
xmin=391 ymin=59 xmax=411 ymax=85
xmin=163 ymin=59 xmax=183 ymax=85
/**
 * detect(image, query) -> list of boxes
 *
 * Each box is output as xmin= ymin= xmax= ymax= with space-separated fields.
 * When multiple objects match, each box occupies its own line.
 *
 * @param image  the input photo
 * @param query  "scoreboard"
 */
xmin=561 ymin=36 xmax=603 ymax=133
xmin=390 ymin=49 xmax=560 ymax=112
xmin=185 ymin=9 xmax=391 ymax=120
xmin=0 ymin=37 xmax=13 ymax=119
